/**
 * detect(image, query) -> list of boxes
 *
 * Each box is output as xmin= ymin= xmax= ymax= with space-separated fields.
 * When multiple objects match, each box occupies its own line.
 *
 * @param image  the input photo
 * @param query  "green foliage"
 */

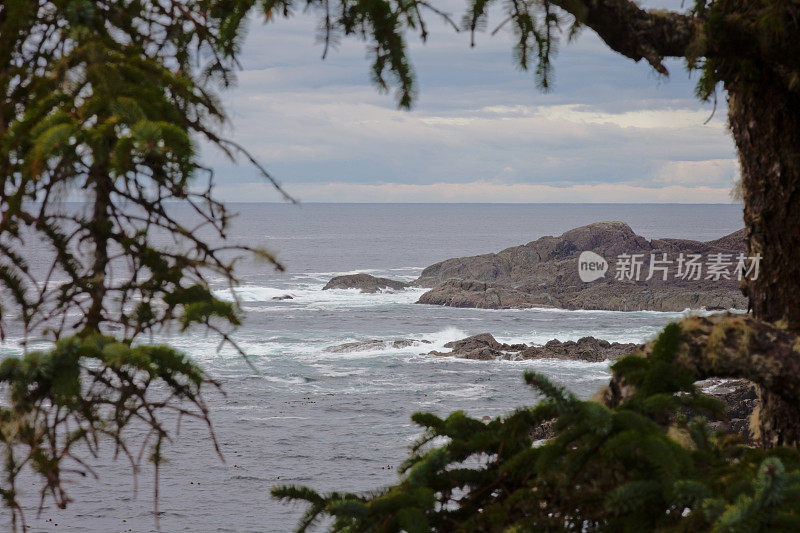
xmin=0 ymin=1 xmax=293 ymax=527
xmin=0 ymin=333 xmax=217 ymax=530
xmin=461 ymin=0 xmax=574 ymax=90
xmin=263 ymin=0 xmax=571 ymax=103
xmin=1 ymin=1 xmax=294 ymax=345
xmin=275 ymin=324 xmax=800 ymax=531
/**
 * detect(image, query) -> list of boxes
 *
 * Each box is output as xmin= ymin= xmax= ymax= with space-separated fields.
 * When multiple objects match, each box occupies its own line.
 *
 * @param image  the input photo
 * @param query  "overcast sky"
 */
xmin=202 ymin=1 xmax=739 ymax=203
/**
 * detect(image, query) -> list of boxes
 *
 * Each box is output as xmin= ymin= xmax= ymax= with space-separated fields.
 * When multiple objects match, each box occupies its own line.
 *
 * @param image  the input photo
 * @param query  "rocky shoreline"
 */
xmin=322 ymin=221 xmax=748 ymax=312
xmin=323 ymin=332 xmax=639 ymax=363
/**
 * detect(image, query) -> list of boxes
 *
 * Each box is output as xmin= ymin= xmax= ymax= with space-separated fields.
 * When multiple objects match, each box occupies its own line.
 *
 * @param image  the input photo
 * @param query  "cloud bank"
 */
xmin=205 ymin=1 xmax=740 ymax=203
xmin=216 ymin=181 xmax=734 ymax=203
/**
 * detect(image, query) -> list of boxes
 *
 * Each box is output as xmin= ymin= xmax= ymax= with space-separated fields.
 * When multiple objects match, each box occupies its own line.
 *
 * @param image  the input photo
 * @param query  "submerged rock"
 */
xmin=324 ymin=338 xmax=431 ymax=353
xmin=271 ymin=294 xmax=294 ymax=300
xmin=322 ymin=274 xmax=408 ymax=293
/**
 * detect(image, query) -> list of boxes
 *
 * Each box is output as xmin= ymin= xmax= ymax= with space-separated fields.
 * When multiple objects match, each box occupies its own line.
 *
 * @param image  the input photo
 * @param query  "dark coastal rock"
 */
xmin=696 ymin=378 xmax=758 ymax=442
xmin=417 ymin=280 xmax=554 ymax=309
xmin=413 ymin=221 xmax=748 ymax=312
xmin=418 ymin=279 xmax=743 ymax=312
xmin=429 ymin=333 xmax=636 ymax=362
xmin=413 ymin=221 xmax=652 ymax=288
xmin=518 ymin=337 xmax=639 ymax=363
xmin=324 ymin=338 xmax=430 ymax=353
xmin=433 ymin=346 xmax=499 ymax=360
xmin=430 ymin=333 xmax=528 ymax=360
xmin=322 ymin=274 xmax=408 ymax=293
xmin=443 ymin=333 xmax=503 ymax=351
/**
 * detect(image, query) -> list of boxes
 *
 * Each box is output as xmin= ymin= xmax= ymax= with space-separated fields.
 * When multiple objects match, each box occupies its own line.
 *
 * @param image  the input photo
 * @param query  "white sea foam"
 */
xmin=216 ymin=286 xmax=298 ymax=301
xmin=435 ymin=385 xmax=490 ymax=399
xmin=425 ymin=326 xmax=470 ymax=347
xmin=288 ymin=268 xmax=420 ymax=283
xmin=213 ymin=284 xmax=427 ymax=309
xmin=494 ymin=328 xmax=657 ymax=346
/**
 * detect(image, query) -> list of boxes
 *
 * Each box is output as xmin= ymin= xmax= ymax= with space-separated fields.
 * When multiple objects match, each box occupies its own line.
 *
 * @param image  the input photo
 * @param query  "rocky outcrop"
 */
xmin=696 ymin=378 xmax=758 ymax=441
xmin=326 ymin=333 xmax=637 ymax=362
xmin=416 ymin=280 xmax=554 ymax=309
xmin=428 ymin=333 xmax=527 ymax=360
xmin=444 ymin=333 xmax=527 ymax=352
xmin=413 ymin=222 xmax=748 ymax=311
xmin=322 ymin=274 xmax=408 ymax=293
xmin=417 ymin=279 xmax=743 ymax=311
xmin=323 ymin=338 xmax=430 ymax=353
xmin=428 ymin=333 xmax=638 ymax=363
xmin=518 ymin=337 xmax=639 ymax=363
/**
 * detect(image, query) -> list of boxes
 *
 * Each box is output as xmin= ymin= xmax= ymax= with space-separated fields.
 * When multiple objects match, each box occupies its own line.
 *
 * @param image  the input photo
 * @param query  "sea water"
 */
xmin=1 ymin=203 xmax=743 ymax=532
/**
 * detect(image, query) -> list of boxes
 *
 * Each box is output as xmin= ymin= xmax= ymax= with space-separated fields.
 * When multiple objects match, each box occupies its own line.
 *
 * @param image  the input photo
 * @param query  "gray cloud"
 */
xmin=203 ymin=3 xmax=739 ymax=202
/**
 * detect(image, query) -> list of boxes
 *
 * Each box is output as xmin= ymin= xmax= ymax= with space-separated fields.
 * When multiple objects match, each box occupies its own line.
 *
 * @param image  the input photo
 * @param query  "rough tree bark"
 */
xmin=728 ymin=79 xmax=800 ymax=331
xmin=722 ymin=79 xmax=800 ymax=447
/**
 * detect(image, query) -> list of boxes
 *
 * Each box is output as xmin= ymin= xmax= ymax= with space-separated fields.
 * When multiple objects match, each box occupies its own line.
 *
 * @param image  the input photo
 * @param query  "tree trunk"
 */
xmin=725 ymin=78 xmax=800 ymax=447
xmin=727 ymin=79 xmax=800 ymax=330
xmin=85 ymin=166 xmax=111 ymax=332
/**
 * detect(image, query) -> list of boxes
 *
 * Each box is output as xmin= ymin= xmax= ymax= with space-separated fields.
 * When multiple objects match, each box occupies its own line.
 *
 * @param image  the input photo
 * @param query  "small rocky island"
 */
xmin=425 ymin=333 xmax=639 ymax=362
xmin=323 ymin=221 xmax=748 ymax=312
xmin=325 ymin=332 xmax=639 ymax=363
xmin=322 ymin=273 xmax=409 ymax=293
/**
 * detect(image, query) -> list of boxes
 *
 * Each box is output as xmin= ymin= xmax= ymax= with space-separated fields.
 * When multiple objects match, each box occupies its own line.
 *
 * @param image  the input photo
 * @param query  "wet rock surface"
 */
xmin=323 ymin=338 xmax=431 ymax=353
xmin=429 ymin=333 xmax=639 ymax=363
xmin=518 ymin=337 xmax=640 ymax=363
xmin=322 ymin=273 xmax=409 ymax=293
xmin=427 ymin=333 xmax=527 ymax=360
xmin=695 ymin=378 xmax=759 ymax=442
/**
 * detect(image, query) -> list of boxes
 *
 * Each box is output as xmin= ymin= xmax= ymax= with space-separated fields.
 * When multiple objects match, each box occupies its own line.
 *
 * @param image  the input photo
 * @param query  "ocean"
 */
xmin=2 ymin=203 xmax=743 ymax=532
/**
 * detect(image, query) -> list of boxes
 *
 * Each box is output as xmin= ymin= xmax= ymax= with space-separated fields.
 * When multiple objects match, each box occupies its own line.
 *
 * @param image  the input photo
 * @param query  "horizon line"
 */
xmin=219 ymin=201 xmax=743 ymax=205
